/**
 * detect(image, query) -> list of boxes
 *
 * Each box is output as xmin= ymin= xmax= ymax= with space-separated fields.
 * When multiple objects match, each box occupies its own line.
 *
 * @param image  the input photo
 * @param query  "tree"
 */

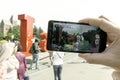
xmin=7 ymin=24 xmax=43 ymax=41
xmin=0 ymin=33 xmax=4 ymax=40
xmin=12 ymin=25 xmax=20 ymax=41
xmin=7 ymin=27 xmax=13 ymax=40
xmin=33 ymin=25 xmax=43 ymax=40
xmin=7 ymin=25 xmax=20 ymax=41
xmin=38 ymin=27 xmax=43 ymax=33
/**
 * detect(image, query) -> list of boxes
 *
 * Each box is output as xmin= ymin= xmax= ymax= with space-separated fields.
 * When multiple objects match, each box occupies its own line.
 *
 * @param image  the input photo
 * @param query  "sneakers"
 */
xmin=28 ymin=67 xmax=39 ymax=70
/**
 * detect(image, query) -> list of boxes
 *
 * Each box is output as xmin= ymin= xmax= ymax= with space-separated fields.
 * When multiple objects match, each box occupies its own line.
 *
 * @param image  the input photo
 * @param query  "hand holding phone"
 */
xmin=47 ymin=20 xmax=107 ymax=53
xmin=78 ymin=16 xmax=120 ymax=76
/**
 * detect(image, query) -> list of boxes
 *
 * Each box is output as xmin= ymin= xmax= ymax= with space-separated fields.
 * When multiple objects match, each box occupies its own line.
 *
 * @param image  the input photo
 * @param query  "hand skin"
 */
xmin=78 ymin=16 xmax=120 ymax=80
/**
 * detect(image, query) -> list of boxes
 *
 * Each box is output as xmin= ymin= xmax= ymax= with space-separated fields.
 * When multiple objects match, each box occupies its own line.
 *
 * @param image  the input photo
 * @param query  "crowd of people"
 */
xmin=1 ymin=15 xmax=120 ymax=80
xmin=0 ymin=36 xmax=41 ymax=80
xmin=0 ymin=40 xmax=27 ymax=80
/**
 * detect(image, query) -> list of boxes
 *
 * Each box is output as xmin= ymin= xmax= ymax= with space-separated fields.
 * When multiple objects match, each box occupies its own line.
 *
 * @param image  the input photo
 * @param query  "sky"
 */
xmin=0 ymin=0 xmax=120 ymax=32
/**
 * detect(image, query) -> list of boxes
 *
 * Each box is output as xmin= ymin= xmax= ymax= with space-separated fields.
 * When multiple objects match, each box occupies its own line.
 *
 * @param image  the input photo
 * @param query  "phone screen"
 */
xmin=47 ymin=20 xmax=107 ymax=53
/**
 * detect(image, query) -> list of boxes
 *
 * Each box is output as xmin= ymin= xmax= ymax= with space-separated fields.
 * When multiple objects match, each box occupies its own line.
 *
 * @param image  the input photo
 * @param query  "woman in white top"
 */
xmin=50 ymin=51 xmax=64 ymax=80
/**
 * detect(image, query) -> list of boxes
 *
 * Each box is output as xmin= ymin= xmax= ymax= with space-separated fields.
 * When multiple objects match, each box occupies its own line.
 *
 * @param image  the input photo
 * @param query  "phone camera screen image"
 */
xmin=47 ymin=20 xmax=107 ymax=53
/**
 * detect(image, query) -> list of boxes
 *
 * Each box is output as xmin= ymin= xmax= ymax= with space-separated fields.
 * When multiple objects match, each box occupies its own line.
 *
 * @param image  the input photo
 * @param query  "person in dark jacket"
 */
xmin=15 ymin=43 xmax=27 ymax=80
xmin=28 ymin=39 xmax=40 ymax=70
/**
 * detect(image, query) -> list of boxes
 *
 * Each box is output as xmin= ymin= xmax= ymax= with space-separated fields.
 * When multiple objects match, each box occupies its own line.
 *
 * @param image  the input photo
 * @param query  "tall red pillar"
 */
xmin=18 ymin=14 xmax=35 ymax=56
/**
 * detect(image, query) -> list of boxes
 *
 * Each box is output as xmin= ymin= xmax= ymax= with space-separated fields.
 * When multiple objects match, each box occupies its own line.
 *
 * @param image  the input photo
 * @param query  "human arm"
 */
xmin=49 ymin=51 xmax=54 ymax=65
xmin=23 ymin=54 xmax=27 ymax=71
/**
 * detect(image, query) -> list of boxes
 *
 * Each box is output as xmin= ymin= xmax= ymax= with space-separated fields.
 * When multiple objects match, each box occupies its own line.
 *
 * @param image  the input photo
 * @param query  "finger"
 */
xmin=79 ymin=18 xmax=100 ymax=27
xmin=79 ymin=18 xmax=118 ymax=33
xmin=78 ymin=53 xmax=106 ymax=64
xmin=99 ymin=15 xmax=110 ymax=21
xmin=105 ymin=39 xmax=120 ymax=55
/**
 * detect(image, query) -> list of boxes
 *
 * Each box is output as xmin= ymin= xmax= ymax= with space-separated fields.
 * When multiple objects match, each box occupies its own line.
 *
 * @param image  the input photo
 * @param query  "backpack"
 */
xmin=29 ymin=43 xmax=35 ymax=54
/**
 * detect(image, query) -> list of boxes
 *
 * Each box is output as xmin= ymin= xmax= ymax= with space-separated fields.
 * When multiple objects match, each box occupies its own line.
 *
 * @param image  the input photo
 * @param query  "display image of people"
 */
xmin=51 ymin=24 xmax=64 ymax=50
xmin=51 ymin=23 xmax=101 ymax=52
xmin=73 ymin=33 xmax=84 ymax=51
xmin=95 ymin=34 xmax=100 ymax=46
xmin=82 ymin=31 xmax=100 ymax=52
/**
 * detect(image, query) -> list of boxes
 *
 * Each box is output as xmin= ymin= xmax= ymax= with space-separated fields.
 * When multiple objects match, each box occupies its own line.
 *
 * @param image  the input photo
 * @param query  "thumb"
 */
xmin=79 ymin=17 xmax=118 ymax=33
xmin=99 ymin=15 xmax=110 ymax=21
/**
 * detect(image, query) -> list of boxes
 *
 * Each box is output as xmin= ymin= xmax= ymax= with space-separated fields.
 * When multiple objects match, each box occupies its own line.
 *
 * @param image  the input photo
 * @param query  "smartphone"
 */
xmin=47 ymin=20 xmax=107 ymax=53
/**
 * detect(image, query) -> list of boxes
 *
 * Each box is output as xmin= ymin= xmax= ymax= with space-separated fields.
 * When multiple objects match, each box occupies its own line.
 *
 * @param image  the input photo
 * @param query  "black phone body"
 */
xmin=47 ymin=20 xmax=107 ymax=53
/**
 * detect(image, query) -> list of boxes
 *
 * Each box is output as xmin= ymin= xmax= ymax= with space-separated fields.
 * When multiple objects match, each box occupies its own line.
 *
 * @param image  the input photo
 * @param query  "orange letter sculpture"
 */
xmin=39 ymin=32 xmax=47 ymax=52
xmin=18 ymin=14 xmax=35 ymax=56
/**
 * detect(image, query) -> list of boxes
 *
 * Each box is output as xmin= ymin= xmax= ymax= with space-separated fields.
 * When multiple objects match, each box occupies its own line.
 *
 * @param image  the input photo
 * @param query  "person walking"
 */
xmin=15 ymin=43 xmax=27 ymax=80
xmin=50 ymin=51 xmax=65 ymax=80
xmin=29 ymin=39 xmax=40 ymax=70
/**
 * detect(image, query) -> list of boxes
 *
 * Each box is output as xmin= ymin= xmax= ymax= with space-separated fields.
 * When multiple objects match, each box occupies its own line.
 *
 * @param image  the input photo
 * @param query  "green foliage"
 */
xmin=0 ymin=33 xmax=4 ymax=40
xmin=33 ymin=25 xmax=43 ymax=40
xmin=38 ymin=27 xmax=43 ymax=33
xmin=7 ymin=32 xmax=13 ymax=39
xmin=7 ymin=25 xmax=20 ymax=41
xmin=4 ymin=24 xmax=44 ymax=41
xmin=12 ymin=25 xmax=20 ymax=41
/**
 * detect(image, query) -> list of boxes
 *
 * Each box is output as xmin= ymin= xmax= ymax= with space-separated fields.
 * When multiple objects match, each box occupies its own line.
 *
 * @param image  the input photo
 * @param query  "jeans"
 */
xmin=53 ymin=65 xmax=63 ymax=80
xmin=29 ymin=53 xmax=39 ymax=69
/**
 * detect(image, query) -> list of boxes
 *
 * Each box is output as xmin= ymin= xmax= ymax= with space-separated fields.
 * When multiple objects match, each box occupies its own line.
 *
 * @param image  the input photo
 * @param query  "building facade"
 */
xmin=0 ymin=20 xmax=11 ymax=37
